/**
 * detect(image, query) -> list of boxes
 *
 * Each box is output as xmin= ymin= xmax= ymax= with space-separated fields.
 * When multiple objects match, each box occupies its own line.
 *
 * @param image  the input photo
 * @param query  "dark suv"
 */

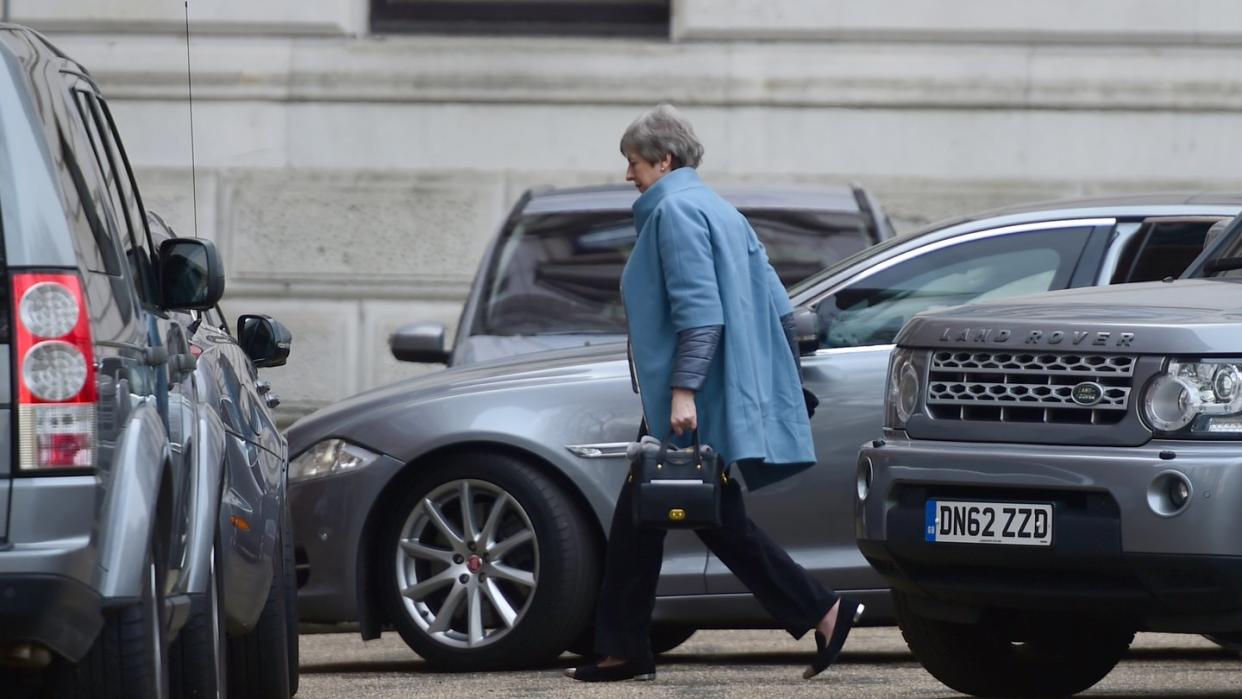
xmin=0 ymin=25 xmax=296 ymax=699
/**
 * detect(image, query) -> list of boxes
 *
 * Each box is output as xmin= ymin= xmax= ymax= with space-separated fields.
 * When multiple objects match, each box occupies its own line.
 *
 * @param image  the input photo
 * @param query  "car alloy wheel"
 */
xmin=394 ymin=478 xmax=539 ymax=649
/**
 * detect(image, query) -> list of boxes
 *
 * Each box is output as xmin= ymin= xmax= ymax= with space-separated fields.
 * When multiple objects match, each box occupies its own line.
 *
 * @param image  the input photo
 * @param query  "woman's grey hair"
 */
xmin=620 ymin=104 xmax=704 ymax=169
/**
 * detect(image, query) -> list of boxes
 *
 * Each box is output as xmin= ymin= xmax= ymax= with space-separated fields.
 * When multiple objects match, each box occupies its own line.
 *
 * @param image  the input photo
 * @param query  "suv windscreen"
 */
xmin=476 ymin=209 xmax=870 ymax=336
xmin=1199 ymin=217 xmax=1242 ymax=279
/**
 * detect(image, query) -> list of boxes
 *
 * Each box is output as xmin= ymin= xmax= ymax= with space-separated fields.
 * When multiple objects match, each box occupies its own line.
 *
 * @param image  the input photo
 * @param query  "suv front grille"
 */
xmin=926 ymin=351 xmax=1137 ymax=425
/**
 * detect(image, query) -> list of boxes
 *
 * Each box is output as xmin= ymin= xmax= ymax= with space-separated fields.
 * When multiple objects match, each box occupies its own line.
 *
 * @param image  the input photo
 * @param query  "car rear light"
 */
xmin=13 ymin=273 xmax=96 ymax=471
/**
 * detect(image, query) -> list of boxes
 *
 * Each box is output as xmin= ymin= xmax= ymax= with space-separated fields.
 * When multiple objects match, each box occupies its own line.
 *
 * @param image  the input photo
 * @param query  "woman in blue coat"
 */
xmin=566 ymin=105 xmax=862 ymax=683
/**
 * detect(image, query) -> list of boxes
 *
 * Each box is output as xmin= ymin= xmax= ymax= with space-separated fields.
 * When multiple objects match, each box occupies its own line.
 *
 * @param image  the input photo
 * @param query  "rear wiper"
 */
xmin=1203 ymin=256 xmax=1242 ymax=275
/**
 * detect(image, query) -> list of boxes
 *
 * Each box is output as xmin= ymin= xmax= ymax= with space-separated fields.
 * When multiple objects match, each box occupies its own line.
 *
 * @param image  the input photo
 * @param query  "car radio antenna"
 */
xmin=184 ymin=0 xmax=200 ymax=238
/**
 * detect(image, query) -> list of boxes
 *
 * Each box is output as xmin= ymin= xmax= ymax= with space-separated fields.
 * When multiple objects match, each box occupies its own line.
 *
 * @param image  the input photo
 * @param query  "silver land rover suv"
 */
xmin=856 ymin=212 xmax=1242 ymax=697
xmin=0 ymin=25 xmax=297 ymax=699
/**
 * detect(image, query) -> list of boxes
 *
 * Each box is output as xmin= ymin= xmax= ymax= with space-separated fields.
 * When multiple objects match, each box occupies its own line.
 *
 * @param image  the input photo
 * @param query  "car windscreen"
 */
xmin=475 ymin=209 xmax=870 ymax=336
xmin=1193 ymin=214 xmax=1242 ymax=279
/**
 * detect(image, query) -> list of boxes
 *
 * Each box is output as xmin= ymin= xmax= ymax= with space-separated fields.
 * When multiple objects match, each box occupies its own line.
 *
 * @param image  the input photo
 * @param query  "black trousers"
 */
xmin=592 ymin=469 xmax=838 ymax=663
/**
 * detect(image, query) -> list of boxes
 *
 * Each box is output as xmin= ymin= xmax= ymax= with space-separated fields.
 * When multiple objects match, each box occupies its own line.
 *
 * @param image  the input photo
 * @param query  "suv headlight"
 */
xmin=1142 ymin=359 xmax=1242 ymax=436
xmin=885 ymin=348 xmax=922 ymax=429
xmin=290 ymin=439 xmax=381 ymax=481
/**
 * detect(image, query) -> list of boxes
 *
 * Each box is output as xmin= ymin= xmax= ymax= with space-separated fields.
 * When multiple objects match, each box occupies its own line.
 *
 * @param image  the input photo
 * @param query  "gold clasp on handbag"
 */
xmin=668 ymin=508 xmax=686 ymax=521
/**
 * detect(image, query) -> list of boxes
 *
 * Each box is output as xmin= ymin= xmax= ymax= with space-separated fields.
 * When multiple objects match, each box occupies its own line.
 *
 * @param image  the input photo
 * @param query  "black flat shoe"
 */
xmin=803 ymin=599 xmax=865 ymax=680
xmin=564 ymin=658 xmax=656 ymax=683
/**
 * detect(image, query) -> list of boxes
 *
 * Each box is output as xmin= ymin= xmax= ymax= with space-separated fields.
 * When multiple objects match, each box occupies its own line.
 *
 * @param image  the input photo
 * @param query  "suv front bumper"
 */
xmin=856 ymin=435 xmax=1242 ymax=633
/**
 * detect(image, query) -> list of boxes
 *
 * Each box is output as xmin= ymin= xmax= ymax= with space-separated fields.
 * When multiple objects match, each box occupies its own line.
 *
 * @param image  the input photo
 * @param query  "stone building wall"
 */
xmin=15 ymin=0 xmax=1242 ymax=421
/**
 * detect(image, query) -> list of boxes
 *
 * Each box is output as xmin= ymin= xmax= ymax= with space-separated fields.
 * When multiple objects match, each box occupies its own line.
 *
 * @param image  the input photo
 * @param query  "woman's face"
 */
xmin=625 ymin=151 xmax=672 ymax=193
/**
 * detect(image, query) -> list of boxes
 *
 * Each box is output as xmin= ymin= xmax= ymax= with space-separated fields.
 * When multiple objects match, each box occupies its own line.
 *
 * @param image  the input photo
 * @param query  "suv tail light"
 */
xmin=13 ymin=273 xmax=96 ymax=470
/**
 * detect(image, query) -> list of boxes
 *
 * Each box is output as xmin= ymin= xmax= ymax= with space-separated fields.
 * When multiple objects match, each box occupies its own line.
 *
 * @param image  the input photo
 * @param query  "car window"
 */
xmin=476 ymin=209 xmax=871 ymax=336
xmin=1109 ymin=218 xmax=1221 ymax=284
xmin=1203 ymin=223 xmax=1242 ymax=279
xmin=816 ymin=226 xmax=1094 ymax=349
xmin=205 ymin=305 xmax=229 ymax=334
xmin=73 ymin=91 xmax=158 ymax=303
xmin=56 ymin=120 xmax=125 ymax=276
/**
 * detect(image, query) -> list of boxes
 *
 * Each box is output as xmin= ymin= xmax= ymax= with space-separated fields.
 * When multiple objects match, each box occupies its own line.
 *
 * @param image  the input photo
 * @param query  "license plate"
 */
xmin=925 ymin=500 xmax=1053 ymax=546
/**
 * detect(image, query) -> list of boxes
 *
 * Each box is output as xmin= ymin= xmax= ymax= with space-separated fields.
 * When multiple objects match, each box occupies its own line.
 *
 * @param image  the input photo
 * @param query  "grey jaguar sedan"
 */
xmin=288 ymin=193 xmax=1242 ymax=670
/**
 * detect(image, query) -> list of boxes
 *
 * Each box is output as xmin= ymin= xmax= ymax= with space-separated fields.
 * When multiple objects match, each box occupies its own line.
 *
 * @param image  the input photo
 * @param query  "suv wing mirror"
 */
xmin=793 ymin=307 xmax=822 ymax=355
xmin=390 ymin=322 xmax=450 ymax=364
xmin=158 ymin=238 xmax=226 ymax=311
xmin=237 ymin=314 xmax=292 ymax=368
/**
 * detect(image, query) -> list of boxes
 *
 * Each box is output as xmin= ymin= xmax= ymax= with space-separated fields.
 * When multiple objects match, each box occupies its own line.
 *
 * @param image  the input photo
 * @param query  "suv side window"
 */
xmin=1109 ymin=218 xmax=1223 ymax=284
xmin=97 ymin=98 xmax=161 ymax=300
xmin=56 ymin=79 xmax=139 ymax=337
xmin=816 ymin=226 xmax=1094 ymax=349
xmin=73 ymin=90 xmax=158 ymax=303
xmin=207 ymin=306 xmax=228 ymax=333
xmin=56 ymin=122 xmax=124 ymax=277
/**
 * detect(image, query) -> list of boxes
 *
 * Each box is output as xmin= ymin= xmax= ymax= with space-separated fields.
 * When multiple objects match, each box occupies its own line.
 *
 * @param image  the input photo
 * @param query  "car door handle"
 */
xmin=256 ymin=380 xmax=272 ymax=395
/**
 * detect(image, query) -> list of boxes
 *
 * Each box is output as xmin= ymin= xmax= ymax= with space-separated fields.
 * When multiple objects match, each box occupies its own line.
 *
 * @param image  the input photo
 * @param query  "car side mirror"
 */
xmin=158 ymin=238 xmax=225 ymax=310
xmin=390 ymin=322 xmax=450 ymax=364
xmin=794 ymin=307 xmax=821 ymax=355
xmin=237 ymin=314 xmax=292 ymax=368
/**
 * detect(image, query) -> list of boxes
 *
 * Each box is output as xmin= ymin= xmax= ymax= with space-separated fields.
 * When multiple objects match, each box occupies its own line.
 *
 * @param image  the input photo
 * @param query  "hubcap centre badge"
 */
xmin=1071 ymin=381 xmax=1104 ymax=406
xmin=466 ymin=554 xmax=483 ymax=574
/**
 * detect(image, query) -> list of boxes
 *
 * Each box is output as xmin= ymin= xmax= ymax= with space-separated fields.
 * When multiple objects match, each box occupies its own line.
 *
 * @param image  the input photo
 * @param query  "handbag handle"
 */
xmin=655 ymin=429 xmax=706 ymax=470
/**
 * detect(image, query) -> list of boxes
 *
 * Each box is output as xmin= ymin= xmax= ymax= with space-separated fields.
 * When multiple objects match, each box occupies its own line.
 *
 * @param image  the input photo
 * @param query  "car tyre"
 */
xmin=226 ymin=528 xmax=292 ymax=699
xmin=170 ymin=540 xmax=226 ymax=699
xmin=894 ymin=592 xmax=1133 ymax=697
xmin=48 ymin=544 xmax=170 ymax=699
xmin=381 ymin=453 xmax=599 ymax=670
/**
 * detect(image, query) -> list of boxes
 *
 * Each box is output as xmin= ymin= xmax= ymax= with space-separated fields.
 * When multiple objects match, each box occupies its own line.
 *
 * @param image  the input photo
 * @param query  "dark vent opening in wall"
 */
xmin=371 ymin=0 xmax=672 ymax=37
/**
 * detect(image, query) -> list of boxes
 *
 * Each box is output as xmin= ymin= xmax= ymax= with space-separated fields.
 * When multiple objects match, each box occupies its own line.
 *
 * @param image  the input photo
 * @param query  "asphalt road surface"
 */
xmin=298 ymin=628 xmax=1241 ymax=697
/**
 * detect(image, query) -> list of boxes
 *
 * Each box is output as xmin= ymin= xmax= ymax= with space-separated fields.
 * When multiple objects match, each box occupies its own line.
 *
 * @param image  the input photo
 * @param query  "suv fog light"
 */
xmin=1147 ymin=471 xmax=1193 ymax=517
xmin=1169 ymin=479 xmax=1191 ymax=509
xmin=857 ymin=457 xmax=873 ymax=501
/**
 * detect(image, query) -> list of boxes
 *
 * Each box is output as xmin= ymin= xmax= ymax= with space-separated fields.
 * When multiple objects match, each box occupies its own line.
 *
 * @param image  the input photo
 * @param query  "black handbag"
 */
xmin=631 ymin=430 xmax=725 ymax=529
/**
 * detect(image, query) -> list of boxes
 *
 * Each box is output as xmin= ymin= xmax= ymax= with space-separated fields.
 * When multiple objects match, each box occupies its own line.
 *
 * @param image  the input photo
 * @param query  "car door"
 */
xmin=705 ymin=219 xmax=1105 ymax=594
xmin=191 ymin=306 xmax=286 ymax=620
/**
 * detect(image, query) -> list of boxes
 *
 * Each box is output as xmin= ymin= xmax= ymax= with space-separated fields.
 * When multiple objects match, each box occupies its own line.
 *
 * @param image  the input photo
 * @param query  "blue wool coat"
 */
xmin=621 ymin=168 xmax=816 ymax=474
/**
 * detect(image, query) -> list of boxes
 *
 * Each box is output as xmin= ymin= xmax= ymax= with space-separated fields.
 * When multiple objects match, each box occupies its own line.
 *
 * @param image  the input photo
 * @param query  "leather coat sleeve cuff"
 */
xmin=670 ymin=324 xmax=723 ymax=391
